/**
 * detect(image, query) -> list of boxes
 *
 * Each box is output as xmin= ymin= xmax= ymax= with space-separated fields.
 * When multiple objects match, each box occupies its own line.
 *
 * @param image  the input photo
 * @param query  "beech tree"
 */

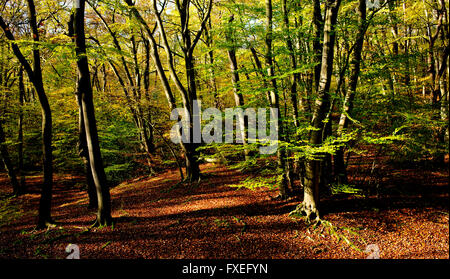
xmin=0 ymin=120 xmax=20 ymax=195
xmin=0 ymin=0 xmax=54 ymax=228
xmin=334 ymin=0 xmax=367 ymax=184
xmin=72 ymin=0 xmax=112 ymax=226
xmin=0 ymin=0 xmax=447 ymax=234
xmin=291 ymin=0 xmax=342 ymax=222
xmin=124 ymin=0 xmax=212 ymax=182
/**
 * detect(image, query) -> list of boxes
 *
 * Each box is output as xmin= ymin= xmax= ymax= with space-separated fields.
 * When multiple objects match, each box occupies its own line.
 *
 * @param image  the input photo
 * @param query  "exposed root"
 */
xmin=91 ymin=217 xmax=114 ymax=228
xmin=36 ymin=219 xmax=57 ymax=230
xmin=289 ymin=203 xmax=320 ymax=225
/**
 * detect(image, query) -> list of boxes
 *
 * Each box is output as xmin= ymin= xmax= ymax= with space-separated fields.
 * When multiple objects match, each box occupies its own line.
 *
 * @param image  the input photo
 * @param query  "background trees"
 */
xmin=0 ymin=0 xmax=448 ymax=227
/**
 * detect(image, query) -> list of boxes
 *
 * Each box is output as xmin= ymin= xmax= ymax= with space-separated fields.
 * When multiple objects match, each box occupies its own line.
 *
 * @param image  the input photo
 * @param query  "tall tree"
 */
xmin=312 ymin=0 xmax=324 ymax=90
xmin=205 ymin=17 xmax=221 ymax=109
xmin=292 ymin=0 xmax=342 ymax=222
xmin=282 ymin=0 xmax=300 ymax=129
xmin=334 ymin=0 xmax=367 ymax=184
xmin=225 ymin=14 xmax=250 ymax=160
xmin=17 ymin=66 xmax=26 ymax=190
xmin=0 ymin=0 xmax=54 ymax=228
xmin=125 ymin=0 xmax=212 ymax=182
xmin=265 ymin=0 xmax=290 ymax=198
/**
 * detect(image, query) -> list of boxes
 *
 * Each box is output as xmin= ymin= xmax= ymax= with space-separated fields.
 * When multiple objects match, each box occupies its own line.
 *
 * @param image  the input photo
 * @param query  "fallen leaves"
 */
xmin=0 ymin=163 xmax=448 ymax=259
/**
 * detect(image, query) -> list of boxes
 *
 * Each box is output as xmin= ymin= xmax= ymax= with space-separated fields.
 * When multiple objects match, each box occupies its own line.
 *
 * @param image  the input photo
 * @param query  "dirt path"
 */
xmin=0 ymin=163 xmax=448 ymax=259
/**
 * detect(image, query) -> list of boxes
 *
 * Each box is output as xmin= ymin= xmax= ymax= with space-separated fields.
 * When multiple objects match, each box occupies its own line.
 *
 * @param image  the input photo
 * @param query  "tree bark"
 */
xmin=0 ymin=121 xmax=20 ymax=195
xmin=17 ymin=66 xmax=26 ymax=190
xmin=282 ymin=0 xmax=300 ymax=129
xmin=265 ymin=0 xmax=290 ymax=198
xmin=75 ymin=91 xmax=98 ymax=209
xmin=0 ymin=1 xmax=54 ymax=228
xmin=313 ymin=0 xmax=324 ymax=90
xmin=293 ymin=0 xmax=341 ymax=222
xmin=73 ymin=0 xmax=112 ymax=226
xmin=334 ymin=0 xmax=367 ymax=184
xmin=225 ymin=14 xmax=250 ymax=161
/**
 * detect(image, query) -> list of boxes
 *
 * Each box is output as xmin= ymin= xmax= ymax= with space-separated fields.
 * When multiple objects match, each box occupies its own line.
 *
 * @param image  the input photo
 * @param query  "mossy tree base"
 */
xmin=289 ymin=201 xmax=320 ymax=224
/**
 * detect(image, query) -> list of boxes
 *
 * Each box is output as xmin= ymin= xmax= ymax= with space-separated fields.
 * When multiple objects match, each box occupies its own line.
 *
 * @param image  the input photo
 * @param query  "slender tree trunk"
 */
xmin=0 ymin=121 xmax=20 ymax=195
xmin=184 ymin=52 xmax=201 ymax=182
xmin=73 ymin=0 xmax=112 ymax=226
xmin=250 ymin=46 xmax=271 ymax=102
xmin=142 ymin=35 xmax=156 ymax=156
xmin=265 ymin=0 xmax=290 ymax=198
xmin=334 ymin=0 xmax=367 ymax=184
xmin=76 ymin=92 xmax=97 ymax=209
xmin=388 ymin=0 xmax=399 ymax=58
xmin=0 ymin=1 xmax=54 ymax=227
xmin=313 ymin=0 xmax=324 ymax=90
xmin=26 ymin=0 xmax=55 ymax=228
xmin=102 ymin=64 xmax=107 ymax=93
xmin=17 ymin=66 xmax=26 ymax=190
xmin=130 ymin=33 xmax=155 ymax=164
xmin=402 ymin=0 xmax=413 ymax=109
xmin=282 ymin=0 xmax=300 ymax=129
xmin=225 ymin=15 xmax=250 ymax=161
xmin=205 ymin=17 xmax=220 ymax=109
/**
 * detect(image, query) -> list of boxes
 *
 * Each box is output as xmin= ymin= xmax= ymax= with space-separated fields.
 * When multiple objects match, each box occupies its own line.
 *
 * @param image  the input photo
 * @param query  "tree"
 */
xmin=72 ymin=0 xmax=112 ymax=226
xmin=0 ymin=120 xmax=20 ymax=195
xmin=225 ymin=14 xmax=250 ymax=161
xmin=0 ymin=0 xmax=54 ymax=228
xmin=264 ymin=0 xmax=289 ymax=199
xmin=88 ymin=1 xmax=156 ymax=168
xmin=334 ymin=0 xmax=367 ymax=184
xmin=292 ymin=0 xmax=342 ymax=222
xmin=17 ymin=66 xmax=26 ymax=190
xmin=125 ymin=0 xmax=212 ymax=182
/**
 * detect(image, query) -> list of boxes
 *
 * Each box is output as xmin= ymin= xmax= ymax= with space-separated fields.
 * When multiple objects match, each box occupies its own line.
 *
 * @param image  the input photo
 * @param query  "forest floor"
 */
xmin=0 ymin=156 xmax=448 ymax=259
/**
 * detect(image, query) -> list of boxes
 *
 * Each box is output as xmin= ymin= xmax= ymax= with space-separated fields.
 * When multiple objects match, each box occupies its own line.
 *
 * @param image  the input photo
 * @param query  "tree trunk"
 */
xmin=282 ymin=0 xmax=300 ymax=129
xmin=334 ymin=0 xmax=367 ymax=184
xmin=17 ymin=66 xmax=26 ymax=190
xmin=225 ymin=14 xmax=250 ymax=161
xmin=265 ymin=0 xmax=289 ymax=198
xmin=0 ymin=1 xmax=54 ymax=227
xmin=205 ymin=17 xmax=221 ymax=109
xmin=26 ymin=0 xmax=54 ymax=229
xmin=313 ymin=0 xmax=324 ymax=90
xmin=184 ymin=52 xmax=201 ymax=182
xmin=293 ymin=0 xmax=341 ymax=222
xmin=76 ymin=92 xmax=98 ymax=209
xmin=73 ymin=0 xmax=112 ymax=226
xmin=0 ymin=121 xmax=20 ymax=195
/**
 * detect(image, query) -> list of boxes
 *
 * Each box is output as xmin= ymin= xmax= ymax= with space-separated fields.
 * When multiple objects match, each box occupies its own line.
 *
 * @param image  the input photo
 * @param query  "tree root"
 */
xmin=289 ymin=203 xmax=320 ymax=225
xmin=91 ymin=217 xmax=114 ymax=228
xmin=36 ymin=219 xmax=57 ymax=230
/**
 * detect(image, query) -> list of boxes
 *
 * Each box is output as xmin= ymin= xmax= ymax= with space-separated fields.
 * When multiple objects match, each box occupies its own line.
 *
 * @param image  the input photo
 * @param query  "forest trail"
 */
xmin=0 ymin=162 xmax=448 ymax=259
